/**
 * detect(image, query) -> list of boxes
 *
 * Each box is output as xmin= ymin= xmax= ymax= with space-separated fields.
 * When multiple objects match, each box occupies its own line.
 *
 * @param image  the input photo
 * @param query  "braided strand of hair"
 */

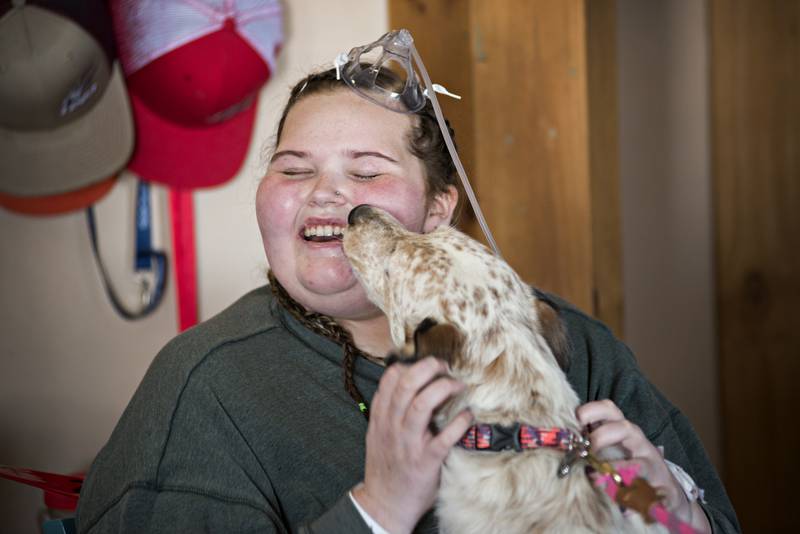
xmin=267 ymin=270 xmax=371 ymax=419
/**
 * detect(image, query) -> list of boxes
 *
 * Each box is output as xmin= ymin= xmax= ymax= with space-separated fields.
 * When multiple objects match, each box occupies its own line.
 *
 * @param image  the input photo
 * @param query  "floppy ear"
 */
xmin=413 ymin=318 xmax=463 ymax=366
xmin=533 ymin=297 xmax=570 ymax=371
xmin=385 ymin=318 xmax=426 ymax=367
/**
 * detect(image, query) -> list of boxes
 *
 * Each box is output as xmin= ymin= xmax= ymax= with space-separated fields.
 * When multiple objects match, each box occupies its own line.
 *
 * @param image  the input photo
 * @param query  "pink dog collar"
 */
xmin=458 ymin=423 xmax=576 ymax=453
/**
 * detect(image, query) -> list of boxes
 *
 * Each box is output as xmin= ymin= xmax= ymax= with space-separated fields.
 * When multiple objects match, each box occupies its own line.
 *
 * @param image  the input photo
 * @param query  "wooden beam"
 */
xmin=387 ymin=0 xmax=478 ymax=234
xmin=392 ymin=0 xmax=620 ymax=320
xmin=711 ymin=0 xmax=800 ymax=530
xmin=586 ymin=0 xmax=623 ymax=336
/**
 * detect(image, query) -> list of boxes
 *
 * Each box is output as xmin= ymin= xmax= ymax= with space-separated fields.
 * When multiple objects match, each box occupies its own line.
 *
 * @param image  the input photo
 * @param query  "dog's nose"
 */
xmin=348 ymin=204 xmax=372 ymax=225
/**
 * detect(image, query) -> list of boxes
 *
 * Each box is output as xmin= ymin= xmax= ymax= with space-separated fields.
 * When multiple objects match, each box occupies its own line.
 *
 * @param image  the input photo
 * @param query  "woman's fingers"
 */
xmin=358 ymin=357 xmax=466 ymax=533
xmin=371 ymin=357 xmax=446 ymax=420
xmin=576 ymin=399 xmax=625 ymax=429
xmin=588 ymin=419 xmax=651 ymax=459
xmin=576 ymin=400 xmax=697 ymax=521
xmin=431 ymin=408 xmax=473 ymax=457
xmin=403 ymin=376 xmax=465 ymax=437
xmin=577 ymin=400 xmax=652 ymax=459
xmin=386 ymin=357 xmax=449 ymax=418
xmin=369 ymin=363 xmax=400 ymax=418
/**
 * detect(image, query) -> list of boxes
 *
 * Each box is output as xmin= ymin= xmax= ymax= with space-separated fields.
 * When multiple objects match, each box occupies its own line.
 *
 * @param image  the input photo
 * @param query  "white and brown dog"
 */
xmin=343 ymin=205 xmax=663 ymax=533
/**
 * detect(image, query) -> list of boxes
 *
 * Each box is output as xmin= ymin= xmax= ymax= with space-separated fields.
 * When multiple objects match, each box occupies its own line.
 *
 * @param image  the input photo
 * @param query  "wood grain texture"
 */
xmin=387 ymin=0 xmax=478 ymax=234
xmin=710 ymin=0 xmax=800 ymax=530
xmin=471 ymin=0 xmax=594 ymax=310
xmin=586 ymin=0 xmax=623 ymax=336
xmin=392 ymin=0 xmax=612 ymax=316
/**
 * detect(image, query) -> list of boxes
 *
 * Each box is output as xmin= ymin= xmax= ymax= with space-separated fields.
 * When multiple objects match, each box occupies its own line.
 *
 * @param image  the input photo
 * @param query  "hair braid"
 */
xmin=268 ymin=270 xmax=372 ymax=419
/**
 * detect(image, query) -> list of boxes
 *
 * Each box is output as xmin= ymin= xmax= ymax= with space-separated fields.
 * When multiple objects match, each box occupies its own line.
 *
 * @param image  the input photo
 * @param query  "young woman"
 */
xmin=75 ymin=68 xmax=739 ymax=533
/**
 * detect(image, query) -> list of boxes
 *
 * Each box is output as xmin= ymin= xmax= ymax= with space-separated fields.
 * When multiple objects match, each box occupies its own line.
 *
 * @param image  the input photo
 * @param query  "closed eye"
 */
xmin=352 ymin=173 xmax=380 ymax=181
xmin=282 ymin=169 xmax=314 ymax=177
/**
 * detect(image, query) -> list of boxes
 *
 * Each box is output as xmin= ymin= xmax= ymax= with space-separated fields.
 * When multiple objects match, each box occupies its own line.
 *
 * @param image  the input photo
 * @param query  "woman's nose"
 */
xmin=308 ymin=173 xmax=346 ymax=206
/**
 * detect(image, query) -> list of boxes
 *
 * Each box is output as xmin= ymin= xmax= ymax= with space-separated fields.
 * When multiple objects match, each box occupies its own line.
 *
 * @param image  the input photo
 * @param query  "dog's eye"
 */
xmin=384 ymin=268 xmax=390 ymax=278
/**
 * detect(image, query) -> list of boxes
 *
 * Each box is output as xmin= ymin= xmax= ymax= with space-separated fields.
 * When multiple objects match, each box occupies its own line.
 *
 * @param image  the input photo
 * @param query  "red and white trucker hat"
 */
xmin=0 ymin=0 xmax=133 ymax=206
xmin=110 ymin=0 xmax=283 ymax=188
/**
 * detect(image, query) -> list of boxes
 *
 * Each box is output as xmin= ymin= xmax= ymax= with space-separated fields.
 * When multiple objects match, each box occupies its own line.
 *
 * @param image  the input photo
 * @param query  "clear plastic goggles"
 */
xmin=339 ymin=29 xmax=426 ymax=114
xmin=335 ymin=29 xmax=501 ymax=256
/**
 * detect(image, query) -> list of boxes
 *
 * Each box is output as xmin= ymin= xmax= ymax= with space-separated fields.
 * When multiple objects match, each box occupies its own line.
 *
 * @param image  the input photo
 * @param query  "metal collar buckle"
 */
xmin=557 ymin=434 xmax=591 ymax=478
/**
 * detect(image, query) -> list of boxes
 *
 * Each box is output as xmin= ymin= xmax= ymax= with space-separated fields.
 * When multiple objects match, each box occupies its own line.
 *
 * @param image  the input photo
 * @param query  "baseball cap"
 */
xmin=0 ymin=0 xmax=134 ymax=200
xmin=111 ymin=0 xmax=283 ymax=188
xmin=0 ymin=175 xmax=118 ymax=216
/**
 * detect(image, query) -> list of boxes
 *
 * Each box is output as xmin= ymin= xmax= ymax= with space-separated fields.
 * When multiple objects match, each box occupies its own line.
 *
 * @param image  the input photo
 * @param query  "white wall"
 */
xmin=617 ymin=0 xmax=721 ymax=468
xmin=0 ymin=2 xmax=388 ymax=531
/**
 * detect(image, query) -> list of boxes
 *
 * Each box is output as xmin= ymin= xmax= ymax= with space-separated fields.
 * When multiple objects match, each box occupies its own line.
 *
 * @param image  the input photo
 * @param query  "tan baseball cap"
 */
xmin=0 ymin=0 xmax=133 ymax=198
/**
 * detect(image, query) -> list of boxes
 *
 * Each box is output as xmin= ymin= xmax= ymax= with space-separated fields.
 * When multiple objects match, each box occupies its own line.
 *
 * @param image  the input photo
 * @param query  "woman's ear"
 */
xmin=423 ymin=185 xmax=459 ymax=232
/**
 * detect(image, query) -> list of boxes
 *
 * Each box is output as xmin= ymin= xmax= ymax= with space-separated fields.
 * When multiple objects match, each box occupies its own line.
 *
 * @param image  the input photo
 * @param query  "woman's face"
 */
xmin=256 ymin=89 xmax=456 ymax=320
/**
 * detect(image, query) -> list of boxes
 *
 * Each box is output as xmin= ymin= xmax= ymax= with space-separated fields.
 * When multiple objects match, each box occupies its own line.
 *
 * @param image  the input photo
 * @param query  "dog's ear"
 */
xmin=414 ymin=317 xmax=439 ymax=338
xmin=413 ymin=318 xmax=463 ymax=366
xmin=533 ymin=298 xmax=570 ymax=371
xmin=384 ymin=318 xmax=443 ymax=366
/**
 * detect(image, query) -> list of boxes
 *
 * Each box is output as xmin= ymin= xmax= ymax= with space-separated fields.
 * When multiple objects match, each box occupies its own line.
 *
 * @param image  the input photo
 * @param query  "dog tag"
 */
xmin=615 ymin=477 xmax=662 ymax=523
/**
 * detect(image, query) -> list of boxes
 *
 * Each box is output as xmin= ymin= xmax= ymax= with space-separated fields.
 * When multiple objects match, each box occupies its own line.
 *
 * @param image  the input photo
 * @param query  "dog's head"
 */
xmin=343 ymin=205 xmax=568 ymax=376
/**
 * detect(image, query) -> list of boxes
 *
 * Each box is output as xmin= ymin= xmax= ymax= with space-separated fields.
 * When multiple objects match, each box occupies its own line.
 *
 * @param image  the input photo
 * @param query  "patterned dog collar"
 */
xmin=458 ymin=423 xmax=576 ymax=453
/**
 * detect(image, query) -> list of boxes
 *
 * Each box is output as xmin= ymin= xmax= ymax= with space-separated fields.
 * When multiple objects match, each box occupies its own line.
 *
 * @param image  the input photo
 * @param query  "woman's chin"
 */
xmin=297 ymin=261 xmax=358 ymax=296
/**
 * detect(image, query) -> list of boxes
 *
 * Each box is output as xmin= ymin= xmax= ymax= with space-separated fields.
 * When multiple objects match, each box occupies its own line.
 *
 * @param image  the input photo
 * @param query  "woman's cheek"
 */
xmin=356 ymin=181 xmax=427 ymax=230
xmin=257 ymin=178 xmax=301 ymax=233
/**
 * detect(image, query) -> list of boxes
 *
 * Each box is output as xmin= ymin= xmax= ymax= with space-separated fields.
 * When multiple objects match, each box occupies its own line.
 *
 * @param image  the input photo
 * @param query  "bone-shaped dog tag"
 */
xmin=615 ymin=477 xmax=662 ymax=523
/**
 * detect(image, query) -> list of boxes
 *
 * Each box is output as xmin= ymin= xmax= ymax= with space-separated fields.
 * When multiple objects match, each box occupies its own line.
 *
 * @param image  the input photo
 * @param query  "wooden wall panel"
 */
xmin=586 ymin=0 xmax=623 ymax=336
xmin=711 ymin=0 xmax=800 ymax=531
xmin=469 ymin=0 xmax=593 ymax=311
xmin=387 ymin=0 xmax=478 ymax=234
xmin=390 ymin=0 xmax=621 ymax=326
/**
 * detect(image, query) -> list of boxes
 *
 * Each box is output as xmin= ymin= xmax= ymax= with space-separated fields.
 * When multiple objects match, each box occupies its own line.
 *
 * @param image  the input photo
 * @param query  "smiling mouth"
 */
xmin=302 ymin=224 xmax=346 ymax=243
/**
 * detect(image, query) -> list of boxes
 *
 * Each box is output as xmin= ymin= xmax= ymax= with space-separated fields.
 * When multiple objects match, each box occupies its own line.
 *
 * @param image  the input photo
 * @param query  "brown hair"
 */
xmin=268 ymin=66 xmax=462 ymax=419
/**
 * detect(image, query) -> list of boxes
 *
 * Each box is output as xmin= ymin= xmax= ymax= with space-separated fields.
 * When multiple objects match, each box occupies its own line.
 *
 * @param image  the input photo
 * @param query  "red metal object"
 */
xmin=0 ymin=465 xmax=83 ymax=510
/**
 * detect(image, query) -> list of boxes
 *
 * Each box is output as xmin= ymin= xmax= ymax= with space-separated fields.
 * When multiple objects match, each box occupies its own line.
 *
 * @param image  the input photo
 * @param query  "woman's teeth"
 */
xmin=303 ymin=225 xmax=345 ymax=241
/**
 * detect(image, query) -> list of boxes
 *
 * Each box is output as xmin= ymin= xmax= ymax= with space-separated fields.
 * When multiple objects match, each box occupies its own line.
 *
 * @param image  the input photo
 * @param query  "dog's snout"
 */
xmin=348 ymin=204 xmax=373 ymax=226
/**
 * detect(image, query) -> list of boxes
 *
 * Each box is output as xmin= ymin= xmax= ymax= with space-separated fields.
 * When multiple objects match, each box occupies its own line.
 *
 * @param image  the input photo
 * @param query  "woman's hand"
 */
xmin=576 ymin=400 xmax=711 ymax=533
xmin=352 ymin=357 xmax=472 ymax=534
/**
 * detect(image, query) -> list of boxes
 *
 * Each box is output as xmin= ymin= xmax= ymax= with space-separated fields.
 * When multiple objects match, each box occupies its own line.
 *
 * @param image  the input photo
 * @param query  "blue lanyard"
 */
xmin=86 ymin=180 xmax=167 ymax=320
xmin=135 ymin=181 xmax=154 ymax=272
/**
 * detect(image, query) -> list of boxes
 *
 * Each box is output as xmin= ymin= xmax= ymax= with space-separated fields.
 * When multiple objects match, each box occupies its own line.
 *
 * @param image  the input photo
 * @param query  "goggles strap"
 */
xmin=410 ymin=44 xmax=501 ymax=257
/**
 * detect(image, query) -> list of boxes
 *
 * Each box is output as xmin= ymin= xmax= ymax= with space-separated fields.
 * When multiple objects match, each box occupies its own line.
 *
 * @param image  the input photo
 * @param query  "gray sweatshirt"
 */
xmin=75 ymin=286 xmax=740 ymax=533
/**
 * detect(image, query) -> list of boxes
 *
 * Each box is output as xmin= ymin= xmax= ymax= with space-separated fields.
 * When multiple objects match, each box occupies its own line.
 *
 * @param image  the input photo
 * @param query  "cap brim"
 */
xmin=0 ymin=62 xmax=134 ymax=196
xmin=0 ymin=175 xmax=117 ymax=216
xmin=127 ymin=92 xmax=258 ymax=188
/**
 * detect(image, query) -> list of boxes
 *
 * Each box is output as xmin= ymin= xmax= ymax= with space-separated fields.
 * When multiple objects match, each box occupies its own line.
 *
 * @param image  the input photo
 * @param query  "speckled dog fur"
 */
xmin=343 ymin=205 xmax=663 ymax=534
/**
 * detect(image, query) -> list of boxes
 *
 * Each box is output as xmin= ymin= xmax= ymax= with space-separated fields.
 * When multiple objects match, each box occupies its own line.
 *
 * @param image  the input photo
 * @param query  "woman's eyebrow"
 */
xmin=270 ymin=150 xmax=308 ymax=163
xmin=346 ymin=150 xmax=398 ymax=163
